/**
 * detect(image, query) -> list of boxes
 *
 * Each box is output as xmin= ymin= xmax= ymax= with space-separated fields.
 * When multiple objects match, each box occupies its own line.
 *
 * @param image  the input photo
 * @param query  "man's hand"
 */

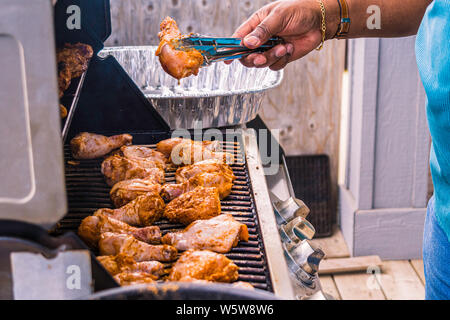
xmin=230 ymin=0 xmax=325 ymax=70
xmin=230 ymin=0 xmax=431 ymax=70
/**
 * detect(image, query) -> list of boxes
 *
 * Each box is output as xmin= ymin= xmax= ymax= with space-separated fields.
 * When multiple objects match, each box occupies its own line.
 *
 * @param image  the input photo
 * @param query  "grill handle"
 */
xmin=270 ymin=192 xmax=315 ymax=242
xmin=283 ymin=240 xmax=326 ymax=298
xmin=272 ymin=196 xmax=310 ymax=225
xmin=279 ymin=216 xmax=316 ymax=243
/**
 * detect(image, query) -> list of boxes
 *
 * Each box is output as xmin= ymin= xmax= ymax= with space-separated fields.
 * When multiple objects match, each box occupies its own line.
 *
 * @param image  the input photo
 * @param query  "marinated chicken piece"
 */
xmin=99 ymin=232 xmax=177 ymax=262
xmin=155 ymin=17 xmax=204 ymax=80
xmin=175 ymin=159 xmax=235 ymax=183
xmin=101 ymin=154 xmax=164 ymax=186
xmin=70 ymin=132 xmax=132 ymax=160
xmin=58 ymin=67 xmax=71 ymax=98
xmin=114 ymin=271 xmax=157 ymax=286
xmin=232 ymin=282 xmax=255 ymax=290
xmin=110 ymin=179 xmax=162 ymax=207
xmin=57 ymin=43 xmax=93 ymax=97
xmin=120 ymin=146 xmax=167 ymax=169
xmin=168 ymin=249 xmax=239 ymax=282
xmin=163 ymin=186 xmax=221 ymax=225
xmin=179 ymin=280 xmax=254 ymax=290
xmin=169 ymin=140 xmax=234 ymax=166
xmin=161 ymin=214 xmax=249 ymax=253
xmin=96 ymin=192 xmax=165 ymax=226
xmin=60 ymin=104 xmax=67 ymax=119
xmin=156 ymin=138 xmax=219 ymax=158
xmin=161 ymin=171 xmax=234 ymax=201
xmin=97 ymin=253 xmax=165 ymax=278
xmin=78 ymin=213 xmax=161 ymax=247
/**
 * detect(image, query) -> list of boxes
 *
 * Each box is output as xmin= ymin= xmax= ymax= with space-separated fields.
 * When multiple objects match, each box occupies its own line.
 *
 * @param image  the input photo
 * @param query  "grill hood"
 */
xmin=0 ymin=0 xmax=170 ymax=228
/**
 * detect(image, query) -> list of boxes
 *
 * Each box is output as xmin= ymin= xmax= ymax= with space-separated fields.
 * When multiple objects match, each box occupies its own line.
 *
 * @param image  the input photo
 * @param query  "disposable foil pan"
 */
xmin=100 ymin=46 xmax=283 ymax=129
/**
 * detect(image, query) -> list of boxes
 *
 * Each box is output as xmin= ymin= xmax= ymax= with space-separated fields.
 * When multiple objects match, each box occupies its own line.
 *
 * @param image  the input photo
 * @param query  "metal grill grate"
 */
xmin=53 ymin=134 xmax=273 ymax=291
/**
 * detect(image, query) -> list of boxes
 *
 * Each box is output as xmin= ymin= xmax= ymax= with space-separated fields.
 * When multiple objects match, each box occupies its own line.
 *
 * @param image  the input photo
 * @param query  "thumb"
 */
xmin=243 ymin=12 xmax=282 ymax=49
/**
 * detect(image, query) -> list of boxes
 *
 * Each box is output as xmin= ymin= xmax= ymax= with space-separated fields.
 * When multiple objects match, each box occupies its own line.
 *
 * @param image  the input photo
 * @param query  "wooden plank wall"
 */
xmin=106 ymin=0 xmax=346 ymax=215
xmin=259 ymin=40 xmax=345 ymax=215
xmin=340 ymin=37 xmax=429 ymax=258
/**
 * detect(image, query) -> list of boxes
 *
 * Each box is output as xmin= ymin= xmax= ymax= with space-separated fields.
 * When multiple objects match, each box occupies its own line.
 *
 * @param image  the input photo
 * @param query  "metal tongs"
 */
xmin=173 ymin=34 xmax=285 ymax=66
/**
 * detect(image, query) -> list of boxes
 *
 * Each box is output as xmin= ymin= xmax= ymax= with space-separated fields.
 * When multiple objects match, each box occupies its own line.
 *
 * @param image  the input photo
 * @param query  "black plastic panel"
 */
xmin=67 ymin=56 xmax=170 ymax=140
xmin=54 ymin=0 xmax=110 ymax=54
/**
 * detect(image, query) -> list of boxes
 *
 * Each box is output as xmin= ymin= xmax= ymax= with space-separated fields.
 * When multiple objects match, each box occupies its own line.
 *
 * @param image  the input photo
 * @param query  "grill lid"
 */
xmin=0 ymin=0 xmax=170 ymax=227
xmin=0 ymin=0 xmax=66 ymax=227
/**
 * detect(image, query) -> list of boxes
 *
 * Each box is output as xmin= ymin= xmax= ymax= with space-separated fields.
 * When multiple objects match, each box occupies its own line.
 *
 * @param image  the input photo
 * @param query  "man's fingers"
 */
xmin=285 ymin=43 xmax=294 ymax=55
xmin=236 ymin=43 xmax=289 ymax=68
xmin=269 ymin=54 xmax=290 ymax=71
xmin=232 ymin=2 xmax=278 ymax=39
xmin=253 ymin=54 xmax=268 ymax=66
xmin=239 ymin=53 xmax=260 ymax=68
xmin=243 ymin=11 xmax=284 ymax=49
xmin=232 ymin=11 xmax=264 ymax=39
xmin=257 ymin=44 xmax=286 ymax=67
xmin=237 ymin=53 xmax=268 ymax=68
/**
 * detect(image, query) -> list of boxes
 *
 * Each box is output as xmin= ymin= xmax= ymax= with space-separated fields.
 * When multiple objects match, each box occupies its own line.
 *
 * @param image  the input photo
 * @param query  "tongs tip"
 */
xmin=173 ymin=35 xmax=285 ymax=66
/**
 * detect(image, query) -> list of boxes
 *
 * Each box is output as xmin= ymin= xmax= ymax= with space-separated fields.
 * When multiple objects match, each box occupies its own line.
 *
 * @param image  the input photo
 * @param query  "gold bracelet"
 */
xmin=316 ymin=0 xmax=326 ymax=51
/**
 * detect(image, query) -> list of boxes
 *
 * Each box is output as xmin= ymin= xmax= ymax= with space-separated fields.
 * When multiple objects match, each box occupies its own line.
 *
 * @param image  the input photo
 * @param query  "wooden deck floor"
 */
xmin=312 ymin=227 xmax=425 ymax=300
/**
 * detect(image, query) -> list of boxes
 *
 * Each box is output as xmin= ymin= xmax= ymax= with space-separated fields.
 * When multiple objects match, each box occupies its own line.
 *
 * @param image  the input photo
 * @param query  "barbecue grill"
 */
xmin=0 ymin=0 xmax=327 ymax=300
xmin=56 ymin=131 xmax=285 ymax=293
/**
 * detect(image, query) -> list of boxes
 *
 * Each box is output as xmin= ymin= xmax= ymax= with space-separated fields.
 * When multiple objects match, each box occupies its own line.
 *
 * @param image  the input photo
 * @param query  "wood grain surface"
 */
xmin=319 ymin=255 xmax=382 ymax=275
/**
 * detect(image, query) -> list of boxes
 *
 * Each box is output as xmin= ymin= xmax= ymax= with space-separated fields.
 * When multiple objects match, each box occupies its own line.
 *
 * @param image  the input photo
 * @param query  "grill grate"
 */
xmin=53 ymin=134 xmax=273 ymax=291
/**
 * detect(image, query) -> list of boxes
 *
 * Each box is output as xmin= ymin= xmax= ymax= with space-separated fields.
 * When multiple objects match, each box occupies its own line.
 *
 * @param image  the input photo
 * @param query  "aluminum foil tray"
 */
xmin=100 ymin=46 xmax=283 ymax=129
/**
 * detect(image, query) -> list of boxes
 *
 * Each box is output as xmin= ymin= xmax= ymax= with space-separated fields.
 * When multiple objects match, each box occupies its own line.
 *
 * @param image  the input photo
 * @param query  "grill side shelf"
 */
xmin=241 ymin=129 xmax=295 ymax=299
xmin=56 ymin=136 xmax=274 ymax=291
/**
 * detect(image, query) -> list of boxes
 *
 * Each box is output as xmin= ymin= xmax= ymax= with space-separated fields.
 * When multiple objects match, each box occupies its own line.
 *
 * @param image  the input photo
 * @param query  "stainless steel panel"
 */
xmin=0 ymin=36 xmax=33 ymax=201
xmin=0 ymin=0 xmax=67 ymax=227
xmin=242 ymin=129 xmax=295 ymax=299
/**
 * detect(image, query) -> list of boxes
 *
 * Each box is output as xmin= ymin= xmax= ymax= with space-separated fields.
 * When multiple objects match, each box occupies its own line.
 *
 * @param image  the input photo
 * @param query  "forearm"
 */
xmin=323 ymin=0 xmax=432 ymax=39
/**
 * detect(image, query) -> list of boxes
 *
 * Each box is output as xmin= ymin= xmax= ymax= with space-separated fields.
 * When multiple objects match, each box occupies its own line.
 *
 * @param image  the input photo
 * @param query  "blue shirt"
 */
xmin=416 ymin=0 xmax=450 ymax=241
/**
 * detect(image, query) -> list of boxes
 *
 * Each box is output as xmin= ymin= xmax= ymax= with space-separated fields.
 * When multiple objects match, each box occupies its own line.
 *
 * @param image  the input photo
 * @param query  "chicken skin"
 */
xmin=78 ymin=213 xmax=161 ymax=248
xmin=110 ymin=178 xmax=162 ymax=208
xmin=161 ymin=172 xmax=234 ymax=202
xmin=98 ymin=253 xmax=165 ymax=286
xmin=70 ymin=132 xmax=132 ymax=159
xmin=97 ymin=253 xmax=165 ymax=278
xmin=57 ymin=43 xmax=93 ymax=97
xmin=232 ymin=282 xmax=255 ymax=290
xmin=183 ymin=280 xmax=254 ymax=290
xmin=60 ymin=104 xmax=68 ymax=119
xmin=175 ymin=159 xmax=235 ymax=184
xmin=99 ymin=232 xmax=177 ymax=262
xmin=114 ymin=271 xmax=157 ymax=286
xmin=96 ymin=192 xmax=165 ymax=226
xmin=161 ymin=214 xmax=249 ymax=253
xmin=155 ymin=17 xmax=204 ymax=80
xmin=156 ymin=138 xmax=219 ymax=158
xmin=120 ymin=145 xmax=167 ymax=169
xmin=163 ymin=187 xmax=221 ymax=225
xmin=170 ymin=140 xmax=235 ymax=166
xmin=168 ymin=249 xmax=239 ymax=282
xmin=101 ymin=154 xmax=164 ymax=186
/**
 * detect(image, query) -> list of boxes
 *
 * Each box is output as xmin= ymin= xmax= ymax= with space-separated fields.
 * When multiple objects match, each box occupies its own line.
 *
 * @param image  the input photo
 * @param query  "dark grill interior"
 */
xmin=53 ymin=133 xmax=273 ymax=291
xmin=285 ymin=155 xmax=333 ymax=238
